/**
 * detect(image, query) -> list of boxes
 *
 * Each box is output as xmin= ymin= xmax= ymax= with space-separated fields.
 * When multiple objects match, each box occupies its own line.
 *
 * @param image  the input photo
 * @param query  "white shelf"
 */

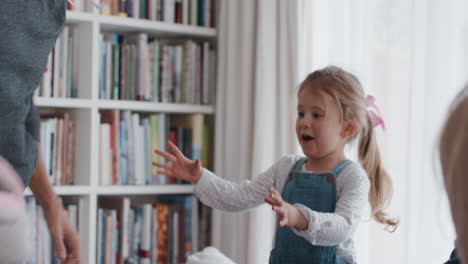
xmin=99 ymin=15 xmax=217 ymax=38
xmin=66 ymin=11 xmax=217 ymax=38
xmin=34 ymin=97 xmax=94 ymax=109
xmin=98 ymin=99 xmax=215 ymax=114
xmin=24 ymin=186 xmax=91 ymax=196
xmin=95 ymin=185 xmax=194 ymax=195
xmin=34 ymin=97 xmax=215 ymax=114
xmin=66 ymin=10 xmax=96 ymax=23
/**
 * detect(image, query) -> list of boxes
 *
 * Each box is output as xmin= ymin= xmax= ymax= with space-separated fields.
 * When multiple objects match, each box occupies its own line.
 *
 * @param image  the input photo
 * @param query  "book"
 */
xmin=170 ymin=114 xmax=204 ymax=161
xmin=190 ymin=0 xmax=197 ymax=26
xmin=97 ymin=208 xmax=104 ymax=264
xmin=142 ymin=118 xmax=152 ymax=184
xmin=99 ymin=197 xmax=132 ymax=264
xmin=139 ymin=204 xmax=153 ymax=264
xmin=175 ymin=0 xmax=182 ymax=23
xmin=155 ymin=203 xmax=169 ymax=263
xmin=111 ymin=38 xmax=121 ymax=100
xmin=150 ymin=114 xmax=160 ymax=184
xmin=123 ymin=111 xmax=135 ymax=184
xmin=129 ymin=33 xmax=149 ymax=100
xmin=101 ymin=110 xmax=121 ymax=184
xmin=132 ymin=113 xmax=145 ymax=185
xmin=100 ymin=123 xmax=112 ymax=185
xmin=101 ymin=0 xmax=112 ymax=14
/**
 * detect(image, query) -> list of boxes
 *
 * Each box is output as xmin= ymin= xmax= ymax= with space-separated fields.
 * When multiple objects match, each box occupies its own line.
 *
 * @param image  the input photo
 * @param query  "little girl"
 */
xmin=153 ymin=66 xmax=398 ymax=264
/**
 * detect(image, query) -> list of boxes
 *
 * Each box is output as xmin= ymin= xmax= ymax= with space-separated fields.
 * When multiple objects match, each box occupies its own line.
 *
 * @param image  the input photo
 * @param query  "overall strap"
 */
xmin=331 ymin=160 xmax=353 ymax=176
xmin=291 ymin=157 xmax=308 ymax=172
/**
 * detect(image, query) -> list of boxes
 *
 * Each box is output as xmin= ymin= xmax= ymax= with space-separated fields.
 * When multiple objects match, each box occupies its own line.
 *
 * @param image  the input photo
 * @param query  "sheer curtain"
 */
xmin=213 ymin=1 xmax=299 ymax=263
xmin=299 ymin=0 xmax=468 ymax=263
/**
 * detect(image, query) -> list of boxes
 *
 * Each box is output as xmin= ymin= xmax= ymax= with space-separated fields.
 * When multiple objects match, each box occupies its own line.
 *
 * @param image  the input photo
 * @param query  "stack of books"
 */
xmin=99 ymin=110 xmax=210 ymax=185
xmin=40 ymin=113 xmax=76 ymax=185
xmin=25 ymin=197 xmax=82 ymax=264
xmin=99 ymin=0 xmax=216 ymax=27
xmin=39 ymin=26 xmax=80 ymax=99
xmin=99 ymin=34 xmax=216 ymax=105
xmin=97 ymin=195 xmax=198 ymax=264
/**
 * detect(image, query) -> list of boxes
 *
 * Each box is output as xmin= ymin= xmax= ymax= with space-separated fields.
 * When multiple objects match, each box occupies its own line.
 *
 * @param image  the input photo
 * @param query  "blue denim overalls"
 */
xmin=269 ymin=158 xmax=351 ymax=264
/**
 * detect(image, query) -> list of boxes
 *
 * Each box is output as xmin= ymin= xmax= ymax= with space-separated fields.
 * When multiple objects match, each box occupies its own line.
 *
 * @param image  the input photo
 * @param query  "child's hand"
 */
xmin=153 ymin=140 xmax=202 ymax=184
xmin=264 ymin=187 xmax=308 ymax=230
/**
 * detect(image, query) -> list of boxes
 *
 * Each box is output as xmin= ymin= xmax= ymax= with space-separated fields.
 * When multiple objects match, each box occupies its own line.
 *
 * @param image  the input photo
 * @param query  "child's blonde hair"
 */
xmin=439 ymin=85 xmax=468 ymax=262
xmin=299 ymin=65 xmax=398 ymax=231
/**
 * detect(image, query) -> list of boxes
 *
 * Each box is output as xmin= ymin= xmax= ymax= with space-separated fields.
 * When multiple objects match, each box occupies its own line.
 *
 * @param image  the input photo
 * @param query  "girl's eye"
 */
xmin=312 ymin=113 xmax=321 ymax=119
xmin=298 ymin=112 xmax=305 ymax=118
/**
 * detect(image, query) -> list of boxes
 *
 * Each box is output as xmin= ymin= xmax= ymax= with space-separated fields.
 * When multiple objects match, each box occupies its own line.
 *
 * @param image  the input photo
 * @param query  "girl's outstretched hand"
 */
xmin=264 ymin=187 xmax=308 ymax=230
xmin=153 ymin=140 xmax=202 ymax=184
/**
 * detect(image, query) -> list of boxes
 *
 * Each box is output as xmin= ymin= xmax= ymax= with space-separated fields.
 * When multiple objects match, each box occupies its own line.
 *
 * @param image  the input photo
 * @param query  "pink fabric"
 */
xmin=366 ymin=95 xmax=386 ymax=130
xmin=0 ymin=156 xmax=25 ymax=210
xmin=0 ymin=156 xmax=29 ymax=263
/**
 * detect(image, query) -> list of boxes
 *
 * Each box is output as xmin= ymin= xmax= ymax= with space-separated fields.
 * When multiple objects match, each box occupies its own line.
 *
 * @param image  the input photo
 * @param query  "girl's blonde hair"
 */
xmin=439 ymin=85 xmax=468 ymax=263
xmin=299 ymin=65 xmax=398 ymax=231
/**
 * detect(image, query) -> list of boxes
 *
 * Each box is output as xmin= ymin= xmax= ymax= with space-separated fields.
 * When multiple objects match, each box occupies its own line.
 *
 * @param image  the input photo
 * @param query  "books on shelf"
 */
xmin=39 ymin=26 xmax=80 ymax=99
xmin=99 ymin=110 xmax=210 ymax=186
xmin=99 ymin=33 xmax=216 ymax=105
xmin=97 ymin=196 xmax=197 ymax=264
xmin=40 ymin=113 xmax=76 ymax=185
xmin=25 ymin=197 xmax=83 ymax=264
xmin=95 ymin=0 xmax=216 ymax=27
xmin=67 ymin=0 xmax=98 ymax=12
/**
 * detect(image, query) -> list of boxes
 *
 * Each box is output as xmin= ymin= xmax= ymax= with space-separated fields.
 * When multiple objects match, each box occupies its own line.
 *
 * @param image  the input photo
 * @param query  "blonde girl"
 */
xmin=154 ymin=66 xmax=397 ymax=264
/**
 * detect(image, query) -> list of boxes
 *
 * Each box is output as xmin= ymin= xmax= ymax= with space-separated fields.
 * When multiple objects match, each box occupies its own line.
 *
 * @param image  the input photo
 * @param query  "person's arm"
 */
xmin=193 ymin=165 xmax=276 ymax=212
xmin=153 ymin=140 xmax=282 ymax=212
xmin=29 ymin=142 xmax=80 ymax=264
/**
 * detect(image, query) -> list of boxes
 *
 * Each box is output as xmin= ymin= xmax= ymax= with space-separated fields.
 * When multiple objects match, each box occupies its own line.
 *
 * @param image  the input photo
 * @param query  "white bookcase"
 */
xmin=25 ymin=9 xmax=217 ymax=264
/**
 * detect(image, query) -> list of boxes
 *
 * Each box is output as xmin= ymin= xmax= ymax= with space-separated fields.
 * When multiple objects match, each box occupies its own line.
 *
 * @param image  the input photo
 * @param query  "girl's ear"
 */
xmin=341 ymin=119 xmax=359 ymax=139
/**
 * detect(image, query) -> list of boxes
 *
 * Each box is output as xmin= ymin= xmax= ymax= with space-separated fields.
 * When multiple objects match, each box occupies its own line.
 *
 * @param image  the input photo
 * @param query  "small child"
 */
xmin=439 ymin=85 xmax=468 ymax=264
xmin=154 ymin=66 xmax=397 ymax=264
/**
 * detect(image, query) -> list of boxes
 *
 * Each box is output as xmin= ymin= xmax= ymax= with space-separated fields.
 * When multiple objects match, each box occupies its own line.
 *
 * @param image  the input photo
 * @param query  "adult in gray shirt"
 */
xmin=0 ymin=0 xmax=80 ymax=263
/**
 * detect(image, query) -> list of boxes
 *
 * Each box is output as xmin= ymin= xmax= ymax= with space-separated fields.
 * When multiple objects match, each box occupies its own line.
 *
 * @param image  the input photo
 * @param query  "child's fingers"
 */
xmin=273 ymin=207 xmax=287 ymax=222
xmin=152 ymin=161 xmax=171 ymax=170
xmin=265 ymin=196 xmax=282 ymax=206
xmin=270 ymin=193 xmax=283 ymax=204
xmin=167 ymin=140 xmax=186 ymax=160
xmin=279 ymin=217 xmax=288 ymax=227
xmin=154 ymin=149 xmax=177 ymax=162
xmin=264 ymin=197 xmax=281 ymax=206
xmin=50 ymin=224 xmax=66 ymax=261
xmin=272 ymin=207 xmax=288 ymax=226
xmin=269 ymin=187 xmax=281 ymax=197
xmin=157 ymin=170 xmax=173 ymax=177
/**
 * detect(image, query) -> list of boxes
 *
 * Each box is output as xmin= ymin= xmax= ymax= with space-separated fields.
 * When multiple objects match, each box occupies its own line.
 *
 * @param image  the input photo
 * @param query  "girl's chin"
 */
xmin=300 ymin=149 xmax=320 ymax=158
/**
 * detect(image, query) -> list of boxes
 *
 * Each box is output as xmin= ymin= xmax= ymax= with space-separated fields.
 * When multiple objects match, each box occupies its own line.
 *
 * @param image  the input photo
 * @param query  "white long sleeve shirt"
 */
xmin=194 ymin=154 xmax=370 ymax=263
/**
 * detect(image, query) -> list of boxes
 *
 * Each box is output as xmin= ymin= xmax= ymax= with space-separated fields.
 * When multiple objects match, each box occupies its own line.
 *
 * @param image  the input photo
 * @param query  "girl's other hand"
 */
xmin=153 ymin=140 xmax=202 ymax=184
xmin=264 ymin=187 xmax=308 ymax=230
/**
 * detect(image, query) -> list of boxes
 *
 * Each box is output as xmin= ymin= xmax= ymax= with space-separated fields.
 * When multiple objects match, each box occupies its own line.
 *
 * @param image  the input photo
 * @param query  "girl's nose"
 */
xmin=299 ymin=119 xmax=311 ymax=129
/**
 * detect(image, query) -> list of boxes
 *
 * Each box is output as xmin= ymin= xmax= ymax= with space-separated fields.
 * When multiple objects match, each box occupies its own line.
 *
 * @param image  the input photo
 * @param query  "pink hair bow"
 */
xmin=366 ymin=95 xmax=386 ymax=130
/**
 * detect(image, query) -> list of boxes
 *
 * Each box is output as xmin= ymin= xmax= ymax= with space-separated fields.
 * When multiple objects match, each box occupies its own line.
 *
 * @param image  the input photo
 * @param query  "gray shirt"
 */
xmin=0 ymin=0 xmax=65 ymax=185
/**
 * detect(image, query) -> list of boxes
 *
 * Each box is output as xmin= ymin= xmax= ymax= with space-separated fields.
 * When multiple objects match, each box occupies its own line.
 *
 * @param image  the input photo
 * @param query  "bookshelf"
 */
xmin=25 ymin=3 xmax=217 ymax=263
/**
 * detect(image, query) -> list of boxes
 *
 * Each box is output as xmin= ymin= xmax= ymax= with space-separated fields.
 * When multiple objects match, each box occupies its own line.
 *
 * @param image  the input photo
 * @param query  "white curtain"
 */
xmin=213 ymin=0 xmax=300 ymax=263
xmin=299 ymin=0 xmax=468 ymax=263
